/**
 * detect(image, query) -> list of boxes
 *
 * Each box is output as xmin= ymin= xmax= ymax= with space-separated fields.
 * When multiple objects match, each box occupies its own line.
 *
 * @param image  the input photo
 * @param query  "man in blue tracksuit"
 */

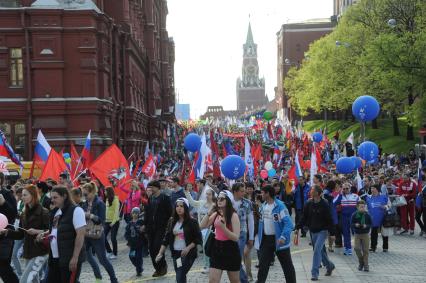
xmin=257 ymin=185 xmax=296 ymax=283
xmin=294 ymin=177 xmax=311 ymax=237
xmin=334 ymin=184 xmax=359 ymax=255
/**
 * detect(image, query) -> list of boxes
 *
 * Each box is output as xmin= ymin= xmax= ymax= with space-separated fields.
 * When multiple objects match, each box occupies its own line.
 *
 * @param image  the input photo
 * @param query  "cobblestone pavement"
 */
xmin=78 ymin=221 xmax=426 ymax=283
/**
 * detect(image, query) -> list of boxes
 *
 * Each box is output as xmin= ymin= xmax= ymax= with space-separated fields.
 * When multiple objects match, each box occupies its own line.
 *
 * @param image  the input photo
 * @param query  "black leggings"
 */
xmin=370 ymin=227 xmax=388 ymax=250
xmin=415 ymin=208 xmax=425 ymax=231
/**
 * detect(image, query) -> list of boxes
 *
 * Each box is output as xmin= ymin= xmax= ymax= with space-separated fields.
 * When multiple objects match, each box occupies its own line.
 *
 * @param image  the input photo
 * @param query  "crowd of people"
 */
xmin=0 ymin=128 xmax=426 ymax=283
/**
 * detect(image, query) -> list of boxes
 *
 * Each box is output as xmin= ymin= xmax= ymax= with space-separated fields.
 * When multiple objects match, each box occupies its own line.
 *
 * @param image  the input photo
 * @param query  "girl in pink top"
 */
xmin=200 ymin=190 xmax=241 ymax=283
xmin=124 ymin=181 xmax=142 ymax=222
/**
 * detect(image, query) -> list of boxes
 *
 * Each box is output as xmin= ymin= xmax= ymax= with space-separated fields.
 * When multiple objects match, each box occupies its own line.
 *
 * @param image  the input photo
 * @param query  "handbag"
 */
xmin=85 ymin=220 xmax=104 ymax=239
xmin=392 ymin=195 xmax=407 ymax=207
xmin=204 ymin=216 xmax=217 ymax=257
xmin=382 ymin=210 xmax=400 ymax=228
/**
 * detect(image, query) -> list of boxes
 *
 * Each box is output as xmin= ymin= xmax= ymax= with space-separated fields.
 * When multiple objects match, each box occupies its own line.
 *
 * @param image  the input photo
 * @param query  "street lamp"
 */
xmin=335 ymin=41 xmax=350 ymax=47
xmin=387 ymin=18 xmax=397 ymax=28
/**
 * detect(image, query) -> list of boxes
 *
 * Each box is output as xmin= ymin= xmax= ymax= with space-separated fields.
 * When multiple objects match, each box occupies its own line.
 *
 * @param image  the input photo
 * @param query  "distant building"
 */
xmin=236 ymin=23 xmax=268 ymax=112
xmin=200 ymin=106 xmax=242 ymax=120
xmin=275 ymin=19 xmax=335 ymax=122
xmin=176 ymin=104 xmax=190 ymax=121
xmin=333 ymin=0 xmax=358 ymax=20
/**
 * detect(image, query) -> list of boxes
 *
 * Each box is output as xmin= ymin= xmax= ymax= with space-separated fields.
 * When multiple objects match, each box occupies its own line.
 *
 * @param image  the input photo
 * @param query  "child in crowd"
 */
xmin=351 ymin=200 xmax=372 ymax=272
xmin=125 ymin=207 xmax=146 ymax=277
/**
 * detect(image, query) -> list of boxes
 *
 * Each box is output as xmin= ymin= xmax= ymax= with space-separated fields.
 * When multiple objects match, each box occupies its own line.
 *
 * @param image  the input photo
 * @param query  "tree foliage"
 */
xmin=285 ymin=0 xmax=426 ymax=139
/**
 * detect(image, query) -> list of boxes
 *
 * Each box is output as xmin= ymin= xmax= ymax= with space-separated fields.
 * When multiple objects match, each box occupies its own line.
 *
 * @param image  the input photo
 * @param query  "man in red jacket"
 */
xmin=397 ymin=174 xmax=417 ymax=234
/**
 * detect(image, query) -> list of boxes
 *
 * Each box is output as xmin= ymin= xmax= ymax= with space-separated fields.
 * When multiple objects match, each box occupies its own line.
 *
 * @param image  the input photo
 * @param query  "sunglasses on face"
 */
xmin=217 ymin=197 xmax=226 ymax=201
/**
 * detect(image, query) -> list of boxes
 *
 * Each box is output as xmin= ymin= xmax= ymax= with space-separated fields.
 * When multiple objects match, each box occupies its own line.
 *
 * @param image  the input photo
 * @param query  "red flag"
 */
xmin=141 ymin=154 xmax=156 ymax=178
xmin=89 ymin=144 xmax=130 ymax=202
xmin=70 ymin=143 xmax=80 ymax=177
xmin=132 ymin=159 xmax=141 ymax=177
xmin=40 ymin=150 xmax=68 ymax=182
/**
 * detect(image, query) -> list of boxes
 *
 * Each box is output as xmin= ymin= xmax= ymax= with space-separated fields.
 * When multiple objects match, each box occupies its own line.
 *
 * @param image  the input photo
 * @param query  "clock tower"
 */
xmin=236 ymin=23 xmax=268 ymax=111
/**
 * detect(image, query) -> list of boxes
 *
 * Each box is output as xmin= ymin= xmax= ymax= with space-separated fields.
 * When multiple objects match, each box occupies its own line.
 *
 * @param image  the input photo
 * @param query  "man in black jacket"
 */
xmin=0 ymin=172 xmax=18 ymax=283
xmin=297 ymin=185 xmax=335 ymax=281
xmin=145 ymin=180 xmax=172 ymax=277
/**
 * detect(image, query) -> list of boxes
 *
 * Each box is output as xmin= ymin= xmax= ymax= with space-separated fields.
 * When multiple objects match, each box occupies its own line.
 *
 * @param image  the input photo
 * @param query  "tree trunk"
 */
xmin=407 ymin=91 xmax=414 ymax=140
xmin=372 ymin=118 xmax=378 ymax=129
xmin=392 ymin=115 xmax=400 ymax=136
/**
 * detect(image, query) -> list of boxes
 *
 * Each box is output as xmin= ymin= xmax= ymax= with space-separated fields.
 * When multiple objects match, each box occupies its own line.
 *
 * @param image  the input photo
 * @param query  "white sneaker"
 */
xmin=201 ymin=267 xmax=209 ymax=274
xmin=109 ymin=254 xmax=117 ymax=260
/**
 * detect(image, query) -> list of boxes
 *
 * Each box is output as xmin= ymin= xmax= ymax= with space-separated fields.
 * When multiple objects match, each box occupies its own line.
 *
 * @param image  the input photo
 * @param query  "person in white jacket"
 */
xmin=184 ymin=184 xmax=216 ymax=273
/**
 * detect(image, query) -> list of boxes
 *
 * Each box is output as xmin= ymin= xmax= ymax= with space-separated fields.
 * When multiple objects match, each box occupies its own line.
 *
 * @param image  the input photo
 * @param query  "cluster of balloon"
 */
xmin=184 ymin=133 xmax=201 ymax=152
xmin=63 ymin=152 xmax=71 ymax=165
xmin=358 ymin=141 xmax=379 ymax=162
xmin=220 ymin=155 xmax=246 ymax=180
xmin=336 ymin=157 xmax=356 ymax=174
xmin=263 ymin=161 xmax=276 ymax=177
xmin=263 ymin=111 xmax=273 ymax=121
xmin=352 ymin=95 xmax=380 ymax=122
xmin=312 ymin=132 xmax=323 ymax=143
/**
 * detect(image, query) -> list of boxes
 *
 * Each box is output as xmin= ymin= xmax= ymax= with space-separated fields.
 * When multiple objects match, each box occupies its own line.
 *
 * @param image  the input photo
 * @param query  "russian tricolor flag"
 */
xmin=30 ymin=130 xmax=52 ymax=177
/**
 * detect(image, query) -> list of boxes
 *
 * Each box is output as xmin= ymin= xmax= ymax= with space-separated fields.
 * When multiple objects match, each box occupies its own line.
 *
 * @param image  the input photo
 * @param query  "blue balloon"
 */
xmin=352 ymin=95 xmax=380 ymax=122
xmin=312 ymin=132 xmax=323 ymax=143
xmin=267 ymin=168 xmax=276 ymax=177
xmin=350 ymin=156 xmax=362 ymax=169
xmin=220 ymin=155 xmax=246 ymax=180
xmin=63 ymin=153 xmax=70 ymax=159
xmin=336 ymin=157 xmax=356 ymax=174
xmin=358 ymin=141 xmax=379 ymax=162
xmin=184 ymin=133 xmax=201 ymax=152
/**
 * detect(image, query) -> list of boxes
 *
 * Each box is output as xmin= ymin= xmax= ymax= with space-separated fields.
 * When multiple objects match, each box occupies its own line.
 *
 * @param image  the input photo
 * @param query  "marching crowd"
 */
xmin=0 ymin=145 xmax=426 ymax=283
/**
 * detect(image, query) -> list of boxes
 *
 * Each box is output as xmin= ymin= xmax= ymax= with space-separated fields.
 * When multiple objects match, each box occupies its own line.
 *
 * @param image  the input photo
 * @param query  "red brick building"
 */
xmin=0 ymin=0 xmax=175 ymax=160
xmin=275 ymin=19 xmax=335 ymax=122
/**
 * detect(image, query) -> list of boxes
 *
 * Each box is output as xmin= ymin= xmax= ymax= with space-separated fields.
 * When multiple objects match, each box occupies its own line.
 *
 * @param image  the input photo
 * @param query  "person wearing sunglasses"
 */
xmin=200 ymin=190 xmax=240 ymax=283
xmin=334 ymin=183 xmax=360 ymax=255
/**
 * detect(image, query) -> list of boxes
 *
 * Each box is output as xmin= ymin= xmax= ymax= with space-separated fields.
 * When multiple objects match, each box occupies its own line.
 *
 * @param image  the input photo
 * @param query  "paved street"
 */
xmin=79 ymin=222 xmax=426 ymax=283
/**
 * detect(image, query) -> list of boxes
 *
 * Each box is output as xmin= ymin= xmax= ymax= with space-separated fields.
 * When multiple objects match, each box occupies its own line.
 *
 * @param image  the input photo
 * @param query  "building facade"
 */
xmin=275 ymin=19 xmax=335 ymax=122
xmin=0 ymin=0 xmax=175 ymax=160
xmin=333 ymin=0 xmax=358 ymax=20
xmin=236 ymin=23 xmax=268 ymax=112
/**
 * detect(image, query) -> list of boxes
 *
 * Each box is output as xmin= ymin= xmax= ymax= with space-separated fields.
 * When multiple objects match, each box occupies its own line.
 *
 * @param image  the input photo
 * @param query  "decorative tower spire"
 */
xmin=246 ymin=22 xmax=254 ymax=45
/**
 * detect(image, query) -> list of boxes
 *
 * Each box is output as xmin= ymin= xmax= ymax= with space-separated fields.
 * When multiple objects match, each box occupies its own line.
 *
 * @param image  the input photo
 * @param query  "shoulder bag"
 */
xmin=204 ymin=215 xmax=217 ymax=257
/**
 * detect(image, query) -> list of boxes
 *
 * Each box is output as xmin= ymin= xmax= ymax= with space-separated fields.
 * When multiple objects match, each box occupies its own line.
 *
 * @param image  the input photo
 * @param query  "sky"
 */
xmin=166 ymin=0 xmax=333 ymax=119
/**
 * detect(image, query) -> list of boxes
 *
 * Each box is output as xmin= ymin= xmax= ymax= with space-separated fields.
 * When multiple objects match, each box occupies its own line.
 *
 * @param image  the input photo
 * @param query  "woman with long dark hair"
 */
xmin=0 ymin=184 xmax=50 ymax=283
xmin=155 ymin=198 xmax=202 ymax=283
xmin=104 ymin=186 xmax=120 ymax=259
xmin=200 ymin=190 xmax=241 ymax=283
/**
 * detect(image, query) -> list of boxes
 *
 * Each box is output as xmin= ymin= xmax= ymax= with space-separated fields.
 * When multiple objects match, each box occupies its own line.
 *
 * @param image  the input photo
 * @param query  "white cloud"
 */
xmin=167 ymin=0 xmax=332 ymax=118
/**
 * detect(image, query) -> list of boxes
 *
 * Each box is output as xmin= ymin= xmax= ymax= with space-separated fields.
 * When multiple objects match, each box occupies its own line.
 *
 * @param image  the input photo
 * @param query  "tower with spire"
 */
xmin=236 ymin=22 xmax=267 ymax=111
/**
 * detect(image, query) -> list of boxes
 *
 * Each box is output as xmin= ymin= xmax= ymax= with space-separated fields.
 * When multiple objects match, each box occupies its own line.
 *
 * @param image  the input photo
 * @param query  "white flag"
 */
xmin=244 ymin=137 xmax=254 ymax=180
xmin=310 ymin=147 xmax=318 ymax=186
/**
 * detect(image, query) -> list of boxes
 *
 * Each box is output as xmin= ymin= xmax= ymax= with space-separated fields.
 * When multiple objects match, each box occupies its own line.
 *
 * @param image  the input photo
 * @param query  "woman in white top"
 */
xmin=184 ymin=184 xmax=216 ymax=273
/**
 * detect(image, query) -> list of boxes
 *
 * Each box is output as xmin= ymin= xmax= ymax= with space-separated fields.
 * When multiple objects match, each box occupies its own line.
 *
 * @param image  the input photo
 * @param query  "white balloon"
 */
xmin=264 ymin=161 xmax=273 ymax=171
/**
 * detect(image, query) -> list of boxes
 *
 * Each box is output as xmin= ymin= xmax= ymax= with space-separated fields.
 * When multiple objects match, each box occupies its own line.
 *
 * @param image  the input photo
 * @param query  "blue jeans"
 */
xmin=129 ymin=246 xmax=144 ymax=274
xmin=11 ymin=239 xmax=23 ymax=276
xmin=311 ymin=230 xmax=334 ymax=279
xmin=172 ymin=250 xmax=196 ymax=283
xmin=238 ymin=232 xmax=249 ymax=283
xmin=85 ymin=235 xmax=118 ymax=283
